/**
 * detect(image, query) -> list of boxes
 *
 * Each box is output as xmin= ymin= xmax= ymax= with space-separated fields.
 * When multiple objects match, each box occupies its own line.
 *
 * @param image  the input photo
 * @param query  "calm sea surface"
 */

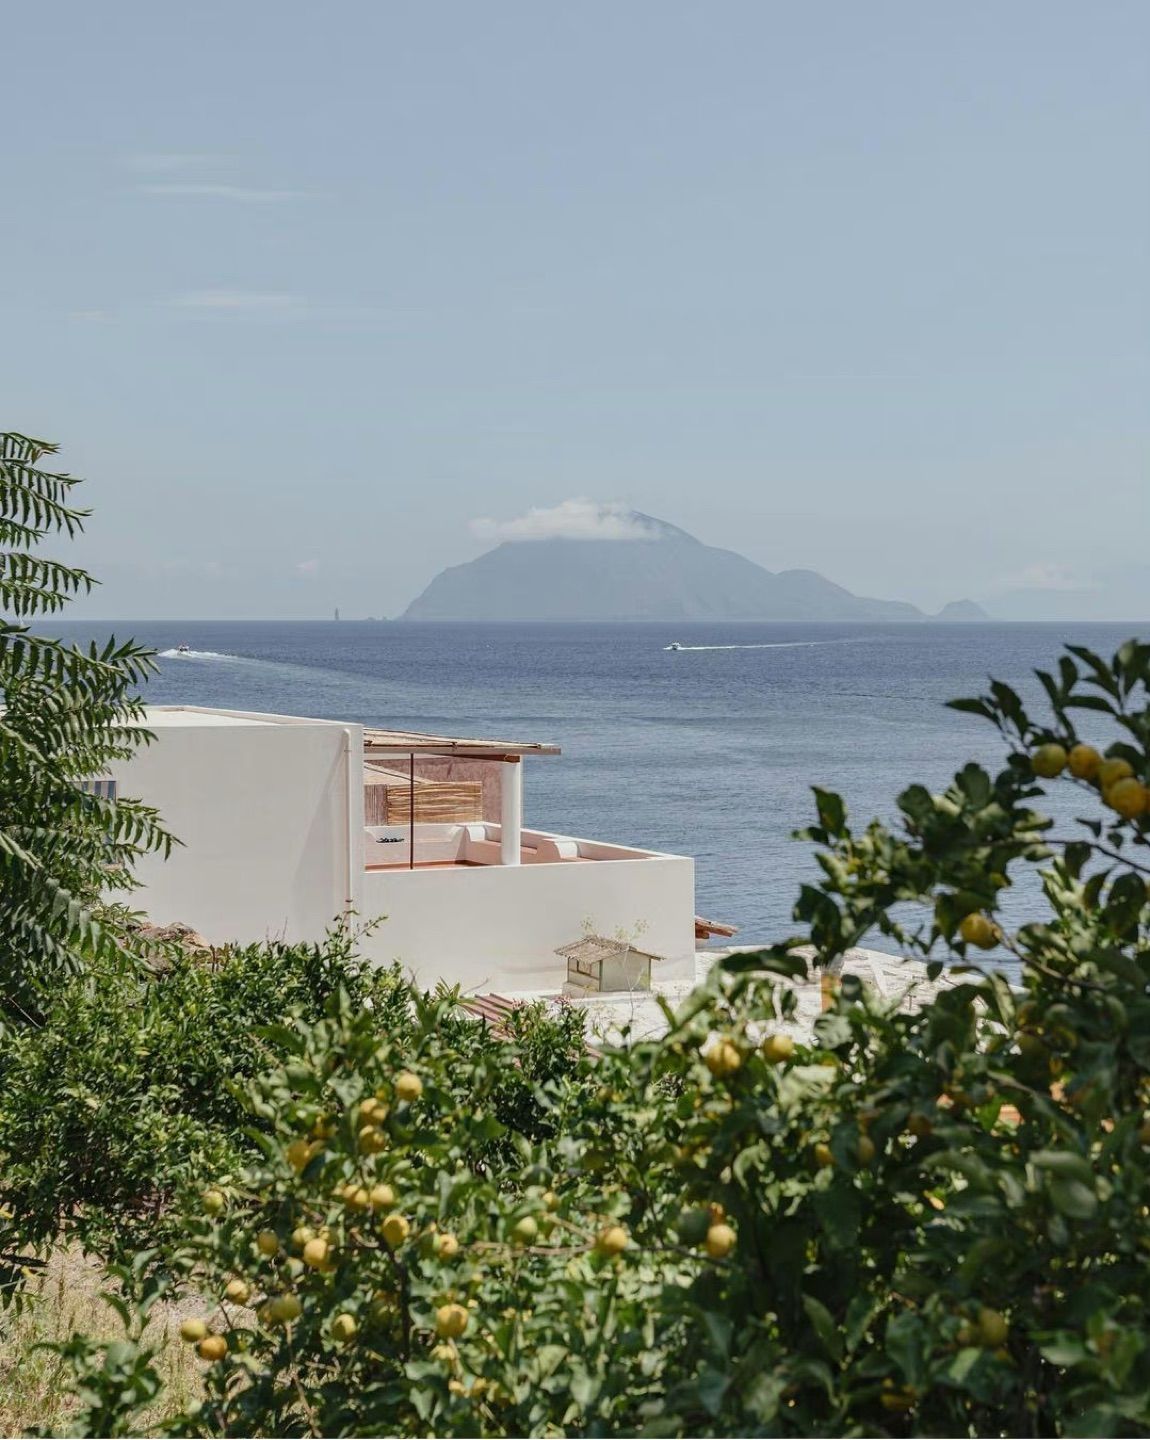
xmin=52 ymin=619 xmax=1143 ymax=948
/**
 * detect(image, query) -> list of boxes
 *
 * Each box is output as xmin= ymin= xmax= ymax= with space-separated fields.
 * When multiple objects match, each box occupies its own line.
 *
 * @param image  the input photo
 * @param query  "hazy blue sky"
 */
xmin=3 ymin=1 xmax=1147 ymax=619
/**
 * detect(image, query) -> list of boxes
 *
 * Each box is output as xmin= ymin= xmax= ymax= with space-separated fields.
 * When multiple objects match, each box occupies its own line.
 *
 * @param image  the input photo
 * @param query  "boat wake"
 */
xmin=158 ymin=648 xmax=237 ymax=661
xmin=664 ymin=639 xmax=860 ymax=653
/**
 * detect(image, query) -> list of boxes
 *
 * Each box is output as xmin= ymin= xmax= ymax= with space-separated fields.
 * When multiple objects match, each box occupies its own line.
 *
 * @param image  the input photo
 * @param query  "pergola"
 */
xmin=361 ymin=728 xmax=560 ymax=868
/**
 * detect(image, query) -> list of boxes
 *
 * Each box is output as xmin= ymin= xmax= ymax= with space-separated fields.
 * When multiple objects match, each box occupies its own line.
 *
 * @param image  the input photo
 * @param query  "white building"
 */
xmin=109 ymin=706 xmax=697 ymax=994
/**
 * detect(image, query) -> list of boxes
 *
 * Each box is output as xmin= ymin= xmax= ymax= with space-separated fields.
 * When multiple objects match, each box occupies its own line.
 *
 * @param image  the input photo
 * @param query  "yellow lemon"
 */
xmin=344 ymin=1185 xmax=371 ymax=1212
xmin=395 ymin=1071 xmax=423 ymax=1102
xmin=357 ymin=1125 xmax=387 ymax=1154
xmin=267 ymin=1294 xmax=302 ymax=1324
xmin=813 ymin=1143 xmax=834 ymax=1169
xmin=179 ymin=1318 xmax=208 ymax=1343
xmin=255 ymin=1230 xmax=280 ymax=1257
xmin=331 ymin=1313 xmax=357 ymax=1343
xmin=510 ymin=1216 xmax=538 ymax=1246
xmin=369 ymin=1183 xmax=396 ymax=1211
xmin=202 ymin=1188 xmax=226 ymax=1216
xmin=704 ymin=1222 xmax=736 ymax=1258
xmin=224 ymin=1279 xmax=250 ymax=1305
xmin=761 ymin=1033 xmax=795 ymax=1065
xmin=435 ymin=1302 xmax=469 ymax=1339
xmin=1031 ymin=743 xmax=1067 ymax=778
xmin=382 ymin=1213 xmax=411 ymax=1248
xmin=1106 ymin=777 xmax=1148 ymax=819
xmin=1067 ymin=743 xmax=1102 ymax=780
xmin=594 ymin=1225 xmax=629 ymax=1257
xmin=286 ymin=1138 xmax=313 ymax=1172
xmin=302 ymin=1238 xmax=330 ymax=1270
xmin=703 ymin=1039 xmax=742 ymax=1078
xmin=435 ymin=1232 xmax=460 ymax=1259
xmin=198 ymin=1335 xmax=228 ymax=1363
xmin=959 ymin=913 xmax=998 ymax=949
xmin=977 ymin=1307 xmax=1009 ymax=1347
xmin=1099 ymin=757 xmax=1134 ymax=790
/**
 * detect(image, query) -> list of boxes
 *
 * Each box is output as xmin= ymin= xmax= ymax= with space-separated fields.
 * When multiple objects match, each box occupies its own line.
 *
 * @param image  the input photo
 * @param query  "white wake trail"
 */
xmin=664 ymin=639 xmax=860 ymax=653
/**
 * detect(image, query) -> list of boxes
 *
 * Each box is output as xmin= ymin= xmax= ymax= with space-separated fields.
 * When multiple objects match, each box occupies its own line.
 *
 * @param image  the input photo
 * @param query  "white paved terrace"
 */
xmin=504 ymin=946 xmax=961 ymax=1049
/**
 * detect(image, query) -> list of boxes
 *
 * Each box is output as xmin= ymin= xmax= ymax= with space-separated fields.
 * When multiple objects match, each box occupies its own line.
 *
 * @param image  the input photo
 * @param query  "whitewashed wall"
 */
xmin=111 ymin=715 xmax=361 ymax=943
xmin=111 ymin=711 xmax=695 ymax=996
xmin=360 ymin=852 xmax=696 ymax=993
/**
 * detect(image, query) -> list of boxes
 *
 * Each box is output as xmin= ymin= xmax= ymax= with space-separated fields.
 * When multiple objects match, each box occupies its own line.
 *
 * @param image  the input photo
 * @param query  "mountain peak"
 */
xmin=403 ymin=508 xmax=941 ymax=623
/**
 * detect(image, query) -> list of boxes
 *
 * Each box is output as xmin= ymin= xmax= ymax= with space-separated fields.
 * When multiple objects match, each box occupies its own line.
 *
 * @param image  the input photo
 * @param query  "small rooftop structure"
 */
xmin=557 ymin=934 xmax=663 ymax=995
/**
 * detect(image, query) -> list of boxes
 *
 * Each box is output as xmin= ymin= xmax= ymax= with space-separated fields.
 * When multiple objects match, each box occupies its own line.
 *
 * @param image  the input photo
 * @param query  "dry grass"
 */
xmin=0 ymin=1249 xmax=204 ymax=1437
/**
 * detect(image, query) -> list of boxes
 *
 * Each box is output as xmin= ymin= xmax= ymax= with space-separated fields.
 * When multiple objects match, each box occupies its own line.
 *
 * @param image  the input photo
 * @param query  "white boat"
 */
xmin=665 ymin=641 xmax=684 ymax=651
xmin=176 ymin=643 xmax=191 ymax=655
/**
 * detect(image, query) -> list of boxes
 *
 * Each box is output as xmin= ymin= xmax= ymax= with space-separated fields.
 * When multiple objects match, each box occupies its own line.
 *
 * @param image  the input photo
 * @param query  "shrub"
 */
xmin=0 ymin=932 xmax=405 ymax=1264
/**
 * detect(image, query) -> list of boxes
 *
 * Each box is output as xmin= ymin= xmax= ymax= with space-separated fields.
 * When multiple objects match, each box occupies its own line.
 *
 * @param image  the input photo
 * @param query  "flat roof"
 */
xmin=143 ymin=707 xmax=271 ymax=728
xmin=363 ymin=727 xmax=560 ymax=759
xmin=139 ymin=709 xmax=559 ymax=756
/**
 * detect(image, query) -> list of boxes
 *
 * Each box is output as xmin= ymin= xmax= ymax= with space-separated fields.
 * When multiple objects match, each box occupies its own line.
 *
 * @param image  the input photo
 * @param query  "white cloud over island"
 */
xmin=470 ymin=499 xmax=656 ymax=543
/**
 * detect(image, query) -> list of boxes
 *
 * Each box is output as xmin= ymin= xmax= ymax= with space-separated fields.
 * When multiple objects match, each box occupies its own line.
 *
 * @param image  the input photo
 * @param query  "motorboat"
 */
xmin=176 ymin=643 xmax=191 ymax=655
xmin=665 ymin=641 xmax=684 ymax=651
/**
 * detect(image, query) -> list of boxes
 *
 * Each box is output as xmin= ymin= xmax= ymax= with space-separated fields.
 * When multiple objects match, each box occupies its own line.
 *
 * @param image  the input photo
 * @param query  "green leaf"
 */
xmin=719 ymin=946 xmax=810 ymax=979
xmin=701 ymin=1310 xmax=733 ymax=1359
xmin=1064 ymin=694 xmax=1118 ymax=713
xmin=695 ymin=1368 xmax=731 ymax=1418
xmin=802 ymin=1294 xmax=843 ymax=1363
xmin=813 ymin=1185 xmax=861 ymax=1252
xmin=945 ymin=1347 xmax=984 ymax=1385
xmin=1049 ymin=1176 xmax=1099 ymax=1220
xmin=812 ymin=787 xmax=847 ymax=836
xmin=946 ymin=697 xmax=994 ymax=719
xmin=1031 ymin=1150 xmax=1095 ymax=1185
xmin=1039 ymin=1337 xmax=1091 ymax=1367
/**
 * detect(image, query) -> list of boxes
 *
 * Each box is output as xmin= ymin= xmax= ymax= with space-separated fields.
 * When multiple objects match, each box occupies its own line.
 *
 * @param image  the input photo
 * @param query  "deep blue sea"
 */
xmin=52 ymin=619 xmax=1143 ymax=947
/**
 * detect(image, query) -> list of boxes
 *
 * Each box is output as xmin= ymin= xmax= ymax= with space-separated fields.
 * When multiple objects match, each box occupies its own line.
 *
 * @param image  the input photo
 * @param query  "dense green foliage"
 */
xmin=35 ymin=640 xmax=1150 ymax=1438
xmin=0 ymin=432 xmax=168 ymax=1029
xmin=0 ymin=933 xmax=404 ymax=1263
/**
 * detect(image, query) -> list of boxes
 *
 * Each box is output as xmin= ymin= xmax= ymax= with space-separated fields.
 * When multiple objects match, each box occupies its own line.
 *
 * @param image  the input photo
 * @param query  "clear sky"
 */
xmin=3 ymin=1 xmax=1147 ymax=620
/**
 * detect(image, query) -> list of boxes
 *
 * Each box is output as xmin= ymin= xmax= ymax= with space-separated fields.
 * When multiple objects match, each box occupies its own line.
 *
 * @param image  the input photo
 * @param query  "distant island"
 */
xmin=402 ymin=510 xmax=987 ymax=623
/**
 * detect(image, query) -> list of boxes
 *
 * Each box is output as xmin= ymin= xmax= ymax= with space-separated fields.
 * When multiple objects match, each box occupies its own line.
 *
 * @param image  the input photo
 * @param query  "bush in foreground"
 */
xmin=42 ymin=640 xmax=1150 ymax=1437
